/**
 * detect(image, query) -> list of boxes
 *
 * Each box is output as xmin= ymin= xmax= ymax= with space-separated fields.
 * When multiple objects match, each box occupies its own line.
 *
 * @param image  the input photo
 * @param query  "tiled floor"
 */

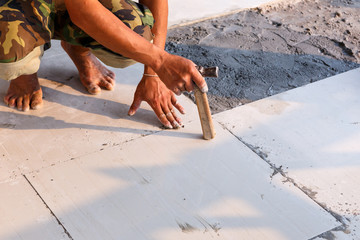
xmin=1 ymin=0 xmax=359 ymax=239
xmin=24 ymin=120 xmax=338 ymax=240
xmin=1 ymin=50 xmax=359 ymax=239
xmin=2 ymin=42 xmax=359 ymax=238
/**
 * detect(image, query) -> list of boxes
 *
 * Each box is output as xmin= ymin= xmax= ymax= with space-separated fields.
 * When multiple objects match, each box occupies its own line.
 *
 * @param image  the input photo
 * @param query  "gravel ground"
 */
xmin=166 ymin=0 xmax=360 ymax=113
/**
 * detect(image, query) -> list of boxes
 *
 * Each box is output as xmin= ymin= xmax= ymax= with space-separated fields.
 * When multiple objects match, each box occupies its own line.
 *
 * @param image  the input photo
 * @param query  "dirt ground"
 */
xmin=166 ymin=0 xmax=360 ymax=113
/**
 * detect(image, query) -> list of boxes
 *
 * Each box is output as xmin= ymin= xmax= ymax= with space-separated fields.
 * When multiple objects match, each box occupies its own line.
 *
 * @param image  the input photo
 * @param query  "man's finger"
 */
xmin=156 ymin=107 xmax=173 ymax=129
xmin=128 ymin=94 xmax=142 ymax=116
xmin=168 ymin=104 xmax=183 ymax=127
xmin=184 ymin=81 xmax=194 ymax=93
xmin=171 ymin=95 xmax=185 ymax=114
xmin=161 ymin=104 xmax=181 ymax=129
xmin=149 ymin=102 xmax=172 ymax=129
xmin=173 ymin=87 xmax=182 ymax=96
xmin=192 ymin=66 xmax=208 ymax=93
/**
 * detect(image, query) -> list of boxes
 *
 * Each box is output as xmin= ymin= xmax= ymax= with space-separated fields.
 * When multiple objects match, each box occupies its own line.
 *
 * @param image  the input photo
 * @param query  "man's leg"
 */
xmin=54 ymin=0 xmax=154 ymax=94
xmin=61 ymin=41 xmax=115 ymax=95
xmin=0 ymin=0 xmax=53 ymax=111
xmin=0 ymin=44 xmax=44 ymax=111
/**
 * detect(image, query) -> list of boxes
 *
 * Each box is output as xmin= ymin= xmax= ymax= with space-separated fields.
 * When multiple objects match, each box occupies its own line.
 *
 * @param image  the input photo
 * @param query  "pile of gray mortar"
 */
xmin=166 ymin=0 xmax=360 ymax=113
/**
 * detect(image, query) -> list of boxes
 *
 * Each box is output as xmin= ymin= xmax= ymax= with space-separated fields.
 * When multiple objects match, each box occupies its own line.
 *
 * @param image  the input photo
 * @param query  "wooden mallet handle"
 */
xmin=194 ymin=66 xmax=218 ymax=140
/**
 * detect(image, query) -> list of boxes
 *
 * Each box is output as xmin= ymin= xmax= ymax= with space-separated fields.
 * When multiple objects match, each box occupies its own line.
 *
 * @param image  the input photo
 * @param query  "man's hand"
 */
xmin=128 ymin=76 xmax=185 ymax=129
xmin=155 ymin=54 xmax=208 ymax=96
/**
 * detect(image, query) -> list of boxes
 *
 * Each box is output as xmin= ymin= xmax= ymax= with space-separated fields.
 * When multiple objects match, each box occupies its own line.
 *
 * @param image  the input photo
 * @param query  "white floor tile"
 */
xmin=0 ymin=177 xmax=69 ymax=240
xmin=27 ymin=121 xmax=338 ymax=240
xmin=214 ymin=68 xmax=360 ymax=236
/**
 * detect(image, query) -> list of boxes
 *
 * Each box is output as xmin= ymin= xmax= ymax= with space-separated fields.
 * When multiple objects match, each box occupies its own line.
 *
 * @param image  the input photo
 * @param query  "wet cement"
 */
xmin=166 ymin=0 xmax=360 ymax=113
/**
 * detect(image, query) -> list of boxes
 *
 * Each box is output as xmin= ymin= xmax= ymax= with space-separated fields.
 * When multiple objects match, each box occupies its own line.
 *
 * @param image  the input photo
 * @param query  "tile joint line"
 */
xmin=22 ymin=174 xmax=74 ymax=240
xmin=217 ymin=122 xmax=350 ymax=228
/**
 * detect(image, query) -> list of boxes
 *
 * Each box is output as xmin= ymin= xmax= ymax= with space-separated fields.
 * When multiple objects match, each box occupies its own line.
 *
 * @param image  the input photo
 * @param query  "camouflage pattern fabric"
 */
xmin=0 ymin=0 xmax=54 ymax=63
xmin=0 ymin=0 xmax=154 ymax=63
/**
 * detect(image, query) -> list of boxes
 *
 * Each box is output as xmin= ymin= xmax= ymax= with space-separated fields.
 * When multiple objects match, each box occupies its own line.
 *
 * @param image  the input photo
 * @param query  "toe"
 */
xmin=100 ymin=78 xmax=114 ymax=91
xmin=8 ymin=97 xmax=16 ymax=108
xmin=107 ymin=70 xmax=115 ymax=79
xmin=87 ymin=83 xmax=101 ymax=95
xmin=31 ymin=101 xmax=43 ymax=110
xmin=23 ymin=96 xmax=30 ymax=111
xmin=106 ymin=75 xmax=115 ymax=86
xmin=16 ymin=97 xmax=23 ymax=110
xmin=3 ymin=94 xmax=11 ymax=105
xmin=30 ymin=90 xmax=43 ymax=110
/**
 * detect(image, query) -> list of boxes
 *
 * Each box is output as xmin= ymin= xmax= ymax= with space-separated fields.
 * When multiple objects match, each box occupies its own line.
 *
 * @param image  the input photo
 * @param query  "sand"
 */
xmin=166 ymin=0 xmax=360 ymax=113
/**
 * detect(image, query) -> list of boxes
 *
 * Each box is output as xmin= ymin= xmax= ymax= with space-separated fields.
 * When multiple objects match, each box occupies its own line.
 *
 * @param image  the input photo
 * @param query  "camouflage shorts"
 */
xmin=0 ymin=0 xmax=154 ymax=63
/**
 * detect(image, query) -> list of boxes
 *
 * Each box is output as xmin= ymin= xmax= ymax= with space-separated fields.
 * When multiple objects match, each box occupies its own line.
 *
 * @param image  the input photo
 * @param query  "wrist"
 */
xmin=144 ymin=65 xmax=156 ymax=75
xmin=149 ymin=48 xmax=168 ymax=73
xmin=143 ymin=73 xmax=159 ymax=78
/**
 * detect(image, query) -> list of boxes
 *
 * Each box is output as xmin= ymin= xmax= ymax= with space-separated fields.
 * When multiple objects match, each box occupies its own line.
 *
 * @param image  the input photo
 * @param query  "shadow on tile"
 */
xmin=0 ymin=110 xmax=202 ymax=140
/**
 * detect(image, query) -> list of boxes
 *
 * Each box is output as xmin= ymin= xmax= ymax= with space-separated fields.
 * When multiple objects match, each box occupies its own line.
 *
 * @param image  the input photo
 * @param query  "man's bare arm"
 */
xmin=139 ymin=0 xmax=168 ymax=75
xmin=64 ymin=0 xmax=165 ymax=72
xmin=64 ymin=0 xmax=207 ymax=93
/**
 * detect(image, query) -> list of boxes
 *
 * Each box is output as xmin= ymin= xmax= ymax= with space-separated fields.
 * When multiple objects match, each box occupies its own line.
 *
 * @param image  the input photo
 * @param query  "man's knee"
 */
xmin=0 ymin=18 xmax=44 ymax=81
xmin=0 ymin=0 xmax=52 ymax=63
xmin=85 ymin=0 xmax=155 ymax=68
xmin=0 ymin=17 xmax=36 ymax=63
xmin=0 ymin=18 xmax=42 ymax=81
xmin=99 ymin=0 xmax=155 ymax=41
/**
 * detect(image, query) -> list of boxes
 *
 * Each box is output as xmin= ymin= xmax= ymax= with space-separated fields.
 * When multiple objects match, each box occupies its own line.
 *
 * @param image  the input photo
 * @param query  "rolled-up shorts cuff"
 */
xmin=90 ymin=38 xmax=154 ymax=69
xmin=0 ymin=46 xmax=44 ymax=81
xmin=91 ymin=48 xmax=137 ymax=69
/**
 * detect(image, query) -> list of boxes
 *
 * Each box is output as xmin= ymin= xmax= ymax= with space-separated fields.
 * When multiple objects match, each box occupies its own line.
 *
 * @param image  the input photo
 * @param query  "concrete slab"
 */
xmin=168 ymin=0 xmax=280 ymax=26
xmin=27 ymin=121 xmax=338 ymax=240
xmin=0 ymin=177 xmax=69 ymax=240
xmin=214 ymin=68 xmax=360 ymax=237
xmin=0 ymin=40 xmax=198 ymax=181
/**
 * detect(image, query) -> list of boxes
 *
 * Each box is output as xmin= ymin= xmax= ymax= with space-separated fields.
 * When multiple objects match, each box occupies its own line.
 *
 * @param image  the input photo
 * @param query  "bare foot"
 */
xmin=61 ymin=41 xmax=115 ymax=95
xmin=4 ymin=73 xmax=43 ymax=111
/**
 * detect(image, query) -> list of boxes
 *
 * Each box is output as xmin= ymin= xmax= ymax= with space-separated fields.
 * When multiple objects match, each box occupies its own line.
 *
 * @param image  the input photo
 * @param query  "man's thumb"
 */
xmin=128 ymin=95 xmax=142 ymax=116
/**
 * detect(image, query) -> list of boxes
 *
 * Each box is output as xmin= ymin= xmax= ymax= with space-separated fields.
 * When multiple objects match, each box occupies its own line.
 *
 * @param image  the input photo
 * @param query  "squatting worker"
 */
xmin=0 ymin=0 xmax=208 ymax=129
